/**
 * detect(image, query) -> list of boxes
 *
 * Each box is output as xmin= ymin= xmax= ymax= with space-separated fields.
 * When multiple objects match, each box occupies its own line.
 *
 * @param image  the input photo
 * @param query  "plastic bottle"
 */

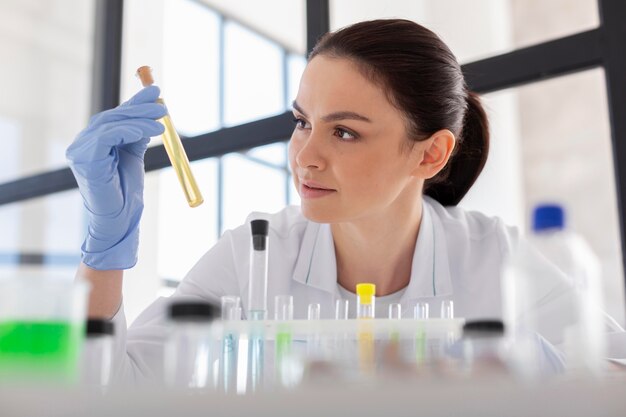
xmin=502 ymin=203 xmax=606 ymax=377
xmin=460 ymin=320 xmax=509 ymax=378
xmin=81 ymin=319 xmax=114 ymax=390
xmin=164 ymin=301 xmax=218 ymax=389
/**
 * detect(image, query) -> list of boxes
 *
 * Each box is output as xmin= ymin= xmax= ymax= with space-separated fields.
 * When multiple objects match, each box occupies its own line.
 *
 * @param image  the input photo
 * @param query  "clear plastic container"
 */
xmin=164 ymin=301 xmax=218 ymax=389
xmin=502 ymin=204 xmax=606 ymax=377
xmin=0 ymin=275 xmax=90 ymax=384
xmin=460 ymin=320 xmax=509 ymax=378
xmin=81 ymin=318 xmax=114 ymax=389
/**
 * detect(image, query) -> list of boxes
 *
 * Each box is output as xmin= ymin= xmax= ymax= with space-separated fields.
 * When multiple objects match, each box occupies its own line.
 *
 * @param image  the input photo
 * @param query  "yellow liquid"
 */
xmin=357 ymin=320 xmax=375 ymax=375
xmin=157 ymin=98 xmax=204 ymax=208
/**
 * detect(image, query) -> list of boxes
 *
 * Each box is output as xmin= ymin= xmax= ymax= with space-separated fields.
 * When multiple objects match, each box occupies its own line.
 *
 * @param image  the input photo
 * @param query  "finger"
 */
xmin=121 ymin=85 xmax=161 ymax=107
xmin=120 ymin=137 xmax=150 ymax=158
xmin=69 ymin=119 xmax=164 ymax=162
xmin=90 ymin=102 xmax=167 ymax=126
xmin=97 ymin=119 xmax=165 ymax=145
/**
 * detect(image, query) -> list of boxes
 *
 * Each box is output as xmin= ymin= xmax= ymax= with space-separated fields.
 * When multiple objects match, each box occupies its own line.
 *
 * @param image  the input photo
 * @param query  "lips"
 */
xmin=299 ymin=179 xmax=336 ymax=199
xmin=301 ymin=180 xmax=335 ymax=191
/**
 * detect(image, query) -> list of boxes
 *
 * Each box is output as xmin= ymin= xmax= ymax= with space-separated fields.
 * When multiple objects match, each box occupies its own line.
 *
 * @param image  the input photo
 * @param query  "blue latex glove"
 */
xmin=66 ymin=86 xmax=166 ymax=270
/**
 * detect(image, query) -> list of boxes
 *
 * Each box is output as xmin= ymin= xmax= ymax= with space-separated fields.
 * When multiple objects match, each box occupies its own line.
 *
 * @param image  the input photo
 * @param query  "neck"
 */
xmin=332 ymin=197 xmax=423 ymax=297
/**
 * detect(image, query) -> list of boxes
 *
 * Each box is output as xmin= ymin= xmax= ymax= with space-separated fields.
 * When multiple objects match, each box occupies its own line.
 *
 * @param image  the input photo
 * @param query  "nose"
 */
xmin=292 ymin=130 xmax=326 ymax=171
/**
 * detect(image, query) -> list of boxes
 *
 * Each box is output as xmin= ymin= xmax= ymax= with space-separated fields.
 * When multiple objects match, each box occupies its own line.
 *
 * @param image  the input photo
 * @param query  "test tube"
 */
xmin=333 ymin=299 xmax=349 ymax=363
xmin=306 ymin=303 xmax=322 ymax=361
xmin=356 ymin=283 xmax=376 ymax=319
xmin=274 ymin=295 xmax=294 ymax=321
xmin=135 ymin=66 xmax=203 ymax=207
xmin=440 ymin=300 xmax=456 ymax=358
xmin=220 ymin=296 xmax=241 ymax=394
xmin=413 ymin=302 xmax=429 ymax=365
xmin=356 ymin=283 xmax=376 ymax=376
xmin=274 ymin=295 xmax=293 ymax=389
xmin=222 ymin=296 xmax=242 ymax=321
xmin=414 ymin=302 xmax=430 ymax=319
xmin=248 ymin=220 xmax=269 ymax=321
xmin=334 ymin=299 xmax=349 ymax=320
xmin=388 ymin=303 xmax=402 ymax=320
xmin=307 ymin=303 xmax=321 ymax=321
xmin=247 ymin=220 xmax=269 ymax=392
xmin=441 ymin=300 xmax=454 ymax=319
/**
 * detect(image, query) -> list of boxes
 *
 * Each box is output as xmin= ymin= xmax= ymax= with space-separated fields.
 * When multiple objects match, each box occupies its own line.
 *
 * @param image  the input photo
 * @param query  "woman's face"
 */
xmin=289 ymin=55 xmax=426 ymax=224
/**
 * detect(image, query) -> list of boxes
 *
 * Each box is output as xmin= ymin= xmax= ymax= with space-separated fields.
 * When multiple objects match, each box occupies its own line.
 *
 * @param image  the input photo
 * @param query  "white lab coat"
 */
xmin=109 ymin=196 xmax=533 ymax=383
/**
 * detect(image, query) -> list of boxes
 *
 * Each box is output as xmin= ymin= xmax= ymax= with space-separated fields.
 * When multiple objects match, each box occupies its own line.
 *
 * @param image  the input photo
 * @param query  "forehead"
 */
xmin=296 ymin=55 xmax=394 ymax=114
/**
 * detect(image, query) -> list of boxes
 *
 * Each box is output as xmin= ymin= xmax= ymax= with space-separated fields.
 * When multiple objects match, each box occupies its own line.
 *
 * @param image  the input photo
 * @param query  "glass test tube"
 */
xmin=414 ymin=302 xmax=430 ymax=319
xmin=356 ymin=283 xmax=376 ymax=376
xmin=274 ymin=295 xmax=294 ymax=321
xmin=387 ymin=304 xmax=402 ymax=357
xmin=248 ymin=220 xmax=269 ymax=321
xmin=441 ymin=300 xmax=454 ymax=319
xmin=307 ymin=303 xmax=321 ymax=321
xmin=356 ymin=283 xmax=376 ymax=319
xmin=247 ymin=220 xmax=269 ymax=393
xmin=220 ymin=296 xmax=241 ymax=394
xmin=388 ymin=303 xmax=402 ymax=320
xmin=335 ymin=299 xmax=349 ymax=320
xmin=306 ymin=303 xmax=322 ymax=360
xmin=440 ymin=300 xmax=456 ymax=359
xmin=334 ymin=299 xmax=350 ymax=363
xmin=274 ymin=295 xmax=293 ymax=389
xmin=414 ymin=302 xmax=429 ymax=366
xmin=135 ymin=66 xmax=203 ymax=207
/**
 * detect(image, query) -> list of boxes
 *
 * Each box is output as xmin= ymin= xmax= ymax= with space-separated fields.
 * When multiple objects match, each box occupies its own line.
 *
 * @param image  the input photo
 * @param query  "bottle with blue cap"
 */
xmin=501 ymin=203 xmax=606 ymax=378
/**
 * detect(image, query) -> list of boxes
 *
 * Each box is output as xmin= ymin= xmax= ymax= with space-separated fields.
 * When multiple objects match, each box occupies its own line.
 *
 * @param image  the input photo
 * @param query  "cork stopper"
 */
xmin=136 ymin=66 xmax=154 ymax=87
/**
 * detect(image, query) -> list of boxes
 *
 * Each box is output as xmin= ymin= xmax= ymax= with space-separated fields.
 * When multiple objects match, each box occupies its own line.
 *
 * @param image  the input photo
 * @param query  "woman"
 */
xmin=67 ymin=19 xmax=534 ymax=382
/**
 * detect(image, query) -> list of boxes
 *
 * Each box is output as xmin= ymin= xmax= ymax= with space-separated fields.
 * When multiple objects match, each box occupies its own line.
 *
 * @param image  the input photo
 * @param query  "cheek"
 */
xmin=341 ymin=154 xmax=401 ymax=196
xmin=287 ymin=136 xmax=298 ymax=169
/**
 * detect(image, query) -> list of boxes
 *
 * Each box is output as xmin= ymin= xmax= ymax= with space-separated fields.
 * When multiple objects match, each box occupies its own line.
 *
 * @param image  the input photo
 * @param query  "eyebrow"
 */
xmin=292 ymin=100 xmax=372 ymax=123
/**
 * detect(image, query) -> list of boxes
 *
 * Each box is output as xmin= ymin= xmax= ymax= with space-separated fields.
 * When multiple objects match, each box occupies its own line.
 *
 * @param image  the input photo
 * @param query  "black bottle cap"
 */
xmin=250 ymin=219 xmax=269 ymax=236
xmin=251 ymin=219 xmax=269 ymax=251
xmin=86 ymin=319 xmax=115 ymax=336
xmin=463 ymin=320 xmax=505 ymax=336
xmin=168 ymin=301 xmax=217 ymax=321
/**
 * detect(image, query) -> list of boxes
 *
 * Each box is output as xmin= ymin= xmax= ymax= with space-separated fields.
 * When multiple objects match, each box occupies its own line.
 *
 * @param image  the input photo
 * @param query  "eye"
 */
xmin=334 ymin=127 xmax=357 ymax=141
xmin=292 ymin=117 xmax=310 ymax=130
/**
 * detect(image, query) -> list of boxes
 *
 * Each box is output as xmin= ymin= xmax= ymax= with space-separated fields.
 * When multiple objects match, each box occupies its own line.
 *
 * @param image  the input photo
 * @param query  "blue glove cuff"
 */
xmin=81 ymin=225 xmax=140 ymax=270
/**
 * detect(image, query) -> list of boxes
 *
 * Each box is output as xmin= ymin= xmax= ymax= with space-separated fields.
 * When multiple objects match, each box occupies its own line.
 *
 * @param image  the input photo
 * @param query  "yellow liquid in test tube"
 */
xmin=136 ymin=66 xmax=203 ymax=208
xmin=356 ymin=283 xmax=376 ymax=375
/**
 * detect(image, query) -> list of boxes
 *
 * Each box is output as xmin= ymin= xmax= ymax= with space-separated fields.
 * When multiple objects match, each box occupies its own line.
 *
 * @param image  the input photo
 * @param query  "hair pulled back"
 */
xmin=309 ymin=19 xmax=489 ymax=206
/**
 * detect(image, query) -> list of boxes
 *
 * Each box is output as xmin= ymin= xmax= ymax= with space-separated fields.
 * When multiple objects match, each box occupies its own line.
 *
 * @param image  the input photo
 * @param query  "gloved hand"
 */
xmin=66 ymin=86 xmax=166 ymax=270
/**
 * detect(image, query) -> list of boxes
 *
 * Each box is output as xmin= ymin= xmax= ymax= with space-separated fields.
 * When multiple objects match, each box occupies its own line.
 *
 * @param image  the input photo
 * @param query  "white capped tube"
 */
xmin=248 ymin=220 xmax=269 ymax=320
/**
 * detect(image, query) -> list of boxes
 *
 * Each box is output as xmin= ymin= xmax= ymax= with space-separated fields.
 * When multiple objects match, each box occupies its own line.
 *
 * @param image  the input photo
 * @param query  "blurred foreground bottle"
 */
xmin=81 ymin=319 xmax=114 ymax=390
xmin=461 ymin=320 xmax=509 ymax=378
xmin=502 ymin=203 xmax=606 ymax=378
xmin=164 ymin=301 xmax=218 ymax=389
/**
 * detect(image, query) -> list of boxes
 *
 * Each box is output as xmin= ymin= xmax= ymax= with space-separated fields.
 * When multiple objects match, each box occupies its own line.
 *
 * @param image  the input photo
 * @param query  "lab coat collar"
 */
xmin=291 ymin=198 xmax=453 ymax=299
xmin=400 ymin=198 xmax=453 ymax=303
xmin=292 ymin=221 xmax=340 ymax=296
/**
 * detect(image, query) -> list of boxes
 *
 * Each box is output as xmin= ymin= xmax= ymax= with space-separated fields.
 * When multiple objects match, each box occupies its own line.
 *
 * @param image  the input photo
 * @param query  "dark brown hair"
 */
xmin=309 ymin=19 xmax=489 ymax=206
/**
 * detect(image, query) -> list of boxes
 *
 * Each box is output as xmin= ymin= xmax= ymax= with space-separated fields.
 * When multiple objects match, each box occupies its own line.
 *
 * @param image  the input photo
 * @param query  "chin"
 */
xmin=299 ymin=204 xmax=340 ymax=224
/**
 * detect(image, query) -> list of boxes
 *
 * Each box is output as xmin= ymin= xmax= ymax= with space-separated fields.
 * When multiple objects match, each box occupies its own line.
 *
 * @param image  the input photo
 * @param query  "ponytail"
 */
xmin=424 ymin=91 xmax=490 ymax=206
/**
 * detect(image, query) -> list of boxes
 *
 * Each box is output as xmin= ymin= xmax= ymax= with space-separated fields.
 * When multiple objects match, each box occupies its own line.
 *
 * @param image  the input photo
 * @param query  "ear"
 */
xmin=411 ymin=129 xmax=456 ymax=179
